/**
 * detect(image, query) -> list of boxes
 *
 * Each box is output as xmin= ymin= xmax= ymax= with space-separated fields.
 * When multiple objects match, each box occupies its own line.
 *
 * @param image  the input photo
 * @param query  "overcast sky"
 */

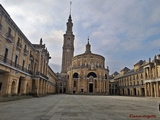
xmin=1 ymin=0 xmax=160 ymax=74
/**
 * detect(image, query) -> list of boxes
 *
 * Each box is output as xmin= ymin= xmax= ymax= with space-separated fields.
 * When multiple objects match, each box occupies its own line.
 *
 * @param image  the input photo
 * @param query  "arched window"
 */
xmin=87 ymin=72 xmax=97 ymax=78
xmin=73 ymin=73 xmax=78 ymax=78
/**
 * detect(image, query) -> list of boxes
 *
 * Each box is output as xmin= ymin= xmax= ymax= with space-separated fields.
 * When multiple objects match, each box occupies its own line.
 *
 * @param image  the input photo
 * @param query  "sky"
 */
xmin=1 ymin=0 xmax=160 ymax=74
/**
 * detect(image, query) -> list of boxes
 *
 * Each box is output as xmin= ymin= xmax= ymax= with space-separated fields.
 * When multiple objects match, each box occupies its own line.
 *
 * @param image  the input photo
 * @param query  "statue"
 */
xmin=91 ymin=63 xmax=94 ymax=70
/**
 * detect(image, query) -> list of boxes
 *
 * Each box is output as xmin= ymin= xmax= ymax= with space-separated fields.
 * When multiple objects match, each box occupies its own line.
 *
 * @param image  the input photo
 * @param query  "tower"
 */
xmin=61 ymin=2 xmax=74 ymax=74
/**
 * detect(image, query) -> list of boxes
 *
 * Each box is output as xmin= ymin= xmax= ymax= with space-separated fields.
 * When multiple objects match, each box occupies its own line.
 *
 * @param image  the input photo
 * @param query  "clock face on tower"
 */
xmin=67 ymin=49 xmax=70 ymax=52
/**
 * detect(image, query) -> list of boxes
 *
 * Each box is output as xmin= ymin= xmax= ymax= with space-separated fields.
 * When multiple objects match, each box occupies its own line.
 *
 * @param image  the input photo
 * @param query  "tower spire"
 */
xmin=85 ymin=36 xmax=91 ymax=53
xmin=70 ymin=0 xmax=72 ymax=16
xmin=88 ymin=36 xmax=89 ymax=44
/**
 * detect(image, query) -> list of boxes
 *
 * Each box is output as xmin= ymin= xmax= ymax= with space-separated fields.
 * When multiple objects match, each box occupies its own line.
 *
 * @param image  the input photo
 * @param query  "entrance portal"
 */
xmin=89 ymin=83 xmax=93 ymax=92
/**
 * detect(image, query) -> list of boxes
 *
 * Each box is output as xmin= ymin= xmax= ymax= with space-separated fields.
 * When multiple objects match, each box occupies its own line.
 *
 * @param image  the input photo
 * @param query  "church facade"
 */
xmin=66 ymin=40 xmax=109 ymax=94
xmin=60 ymin=14 xmax=109 ymax=94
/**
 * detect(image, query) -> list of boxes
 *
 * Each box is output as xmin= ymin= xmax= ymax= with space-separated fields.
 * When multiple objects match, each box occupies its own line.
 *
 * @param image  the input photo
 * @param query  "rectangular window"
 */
xmin=137 ymin=81 xmax=139 ymax=85
xmin=14 ymin=55 xmax=18 ymax=67
xmin=0 ymin=82 xmax=2 ymax=91
xmin=18 ymin=37 xmax=20 ymax=43
xmin=141 ymin=80 xmax=143 ymax=85
xmin=22 ymin=60 xmax=25 ymax=70
xmin=4 ymin=48 xmax=8 ymax=63
xmin=0 ymin=24 xmax=2 ymax=32
xmin=130 ymin=82 xmax=132 ymax=86
xmin=8 ymin=27 xmax=11 ymax=35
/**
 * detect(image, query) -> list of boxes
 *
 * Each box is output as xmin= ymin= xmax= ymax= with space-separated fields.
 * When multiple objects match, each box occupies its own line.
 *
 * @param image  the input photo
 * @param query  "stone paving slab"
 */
xmin=0 ymin=95 xmax=160 ymax=120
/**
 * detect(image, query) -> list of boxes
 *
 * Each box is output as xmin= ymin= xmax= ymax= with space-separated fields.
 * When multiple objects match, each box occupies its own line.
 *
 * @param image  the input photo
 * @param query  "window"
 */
xmin=130 ymin=82 xmax=132 ymax=86
xmin=8 ymin=27 xmax=11 ymax=35
xmin=0 ymin=82 xmax=2 ymax=91
xmin=28 ymin=64 xmax=30 ymax=71
xmin=22 ymin=60 xmax=25 ymax=70
xmin=4 ymin=48 xmax=8 ymax=63
xmin=67 ymin=38 xmax=70 ymax=46
xmin=14 ymin=55 xmax=18 ymax=67
xmin=18 ymin=37 xmax=20 ymax=43
xmin=141 ymin=74 xmax=143 ymax=79
xmin=137 ymin=81 xmax=139 ymax=85
xmin=0 ymin=24 xmax=2 ymax=32
xmin=24 ymin=45 xmax=27 ymax=50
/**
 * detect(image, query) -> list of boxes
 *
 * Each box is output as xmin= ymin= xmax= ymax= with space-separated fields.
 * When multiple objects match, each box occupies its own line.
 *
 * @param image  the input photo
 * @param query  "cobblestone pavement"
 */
xmin=0 ymin=94 xmax=160 ymax=120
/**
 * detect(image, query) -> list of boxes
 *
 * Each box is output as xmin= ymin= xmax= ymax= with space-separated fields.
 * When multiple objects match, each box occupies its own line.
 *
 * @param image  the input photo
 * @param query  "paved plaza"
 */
xmin=0 ymin=95 xmax=159 ymax=120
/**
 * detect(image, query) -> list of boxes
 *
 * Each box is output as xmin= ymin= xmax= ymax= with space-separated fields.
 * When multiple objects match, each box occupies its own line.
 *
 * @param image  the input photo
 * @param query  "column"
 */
xmin=38 ymin=53 xmax=42 ymax=71
xmin=96 ymin=79 xmax=98 ymax=92
xmin=93 ymin=79 xmax=95 ymax=93
xmin=154 ymin=83 xmax=156 ymax=97
xmin=144 ymin=83 xmax=147 ymax=97
xmin=100 ymin=78 xmax=101 ymax=93
xmin=114 ymin=84 xmax=116 ymax=94
xmin=155 ymin=64 xmax=158 ymax=78
xmin=76 ymin=78 xmax=79 ymax=93
xmin=103 ymin=80 xmax=105 ymax=93
xmin=156 ymin=81 xmax=159 ymax=97
xmin=150 ymin=82 xmax=153 ymax=97
xmin=149 ymin=67 xmax=151 ymax=79
xmin=62 ymin=83 xmax=64 ymax=93
xmin=87 ymin=79 xmax=89 ymax=93
xmin=58 ymin=82 xmax=60 ymax=93
xmin=111 ymin=84 xmax=112 ymax=95
xmin=40 ymin=79 xmax=43 ymax=95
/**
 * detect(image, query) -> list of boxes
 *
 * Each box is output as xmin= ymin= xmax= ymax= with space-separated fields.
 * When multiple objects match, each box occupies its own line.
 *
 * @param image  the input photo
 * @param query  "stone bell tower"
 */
xmin=61 ymin=1 xmax=75 ymax=74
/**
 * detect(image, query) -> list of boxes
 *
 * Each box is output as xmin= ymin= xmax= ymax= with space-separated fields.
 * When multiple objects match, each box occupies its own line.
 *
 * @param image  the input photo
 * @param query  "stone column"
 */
xmin=144 ymin=83 xmax=147 ymax=97
xmin=149 ymin=67 xmax=151 ymax=79
xmin=62 ymin=83 xmax=64 ymax=93
xmin=153 ymin=83 xmax=156 ymax=97
xmin=76 ymin=78 xmax=79 ymax=93
xmin=155 ymin=64 xmax=158 ymax=78
xmin=40 ymin=79 xmax=43 ymax=95
xmin=103 ymin=80 xmax=105 ymax=93
xmin=156 ymin=81 xmax=159 ymax=97
xmin=100 ymin=78 xmax=101 ymax=93
xmin=150 ymin=82 xmax=153 ymax=97
xmin=93 ymin=79 xmax=95 ymax=93
xmin=114 ymin=84 xmax=115 ymax=94
xmin=96 ymin=80 xmax=98 ymax=93
xmin=111 ymin=84 xmax=112 ymax=95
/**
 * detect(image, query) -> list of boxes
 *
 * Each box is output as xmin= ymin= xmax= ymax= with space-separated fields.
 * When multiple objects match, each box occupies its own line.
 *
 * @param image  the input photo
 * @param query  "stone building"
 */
xmin=143 ymin=55 xmax=160 ymax=97
xmin=0 ymin=4 xmax=58 ymax=97
xmin=67 ymin=40 xmax=110 ymax=94
xmin=110 ymin=57 xmax=160 ymax=97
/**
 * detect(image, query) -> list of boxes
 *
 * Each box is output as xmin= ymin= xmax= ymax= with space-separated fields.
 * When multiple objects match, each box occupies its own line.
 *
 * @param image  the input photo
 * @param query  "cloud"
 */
xmin=1 ymin=0 xmax=160 ymax=74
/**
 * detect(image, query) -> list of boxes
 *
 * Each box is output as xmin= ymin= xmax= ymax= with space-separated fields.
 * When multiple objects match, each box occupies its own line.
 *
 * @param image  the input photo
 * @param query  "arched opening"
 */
xmin=73 ymin=73 xmax=78 ymax=78
xmin=11 ymin=81 xmax=16 ymax=95
xmin=87 ymin=72 xmax=97 ymax=78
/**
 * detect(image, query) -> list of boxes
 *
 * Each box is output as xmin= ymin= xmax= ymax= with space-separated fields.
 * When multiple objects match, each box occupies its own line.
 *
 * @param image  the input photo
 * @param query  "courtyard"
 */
xmin=0 ymin=95 xmax=159 ymax=120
